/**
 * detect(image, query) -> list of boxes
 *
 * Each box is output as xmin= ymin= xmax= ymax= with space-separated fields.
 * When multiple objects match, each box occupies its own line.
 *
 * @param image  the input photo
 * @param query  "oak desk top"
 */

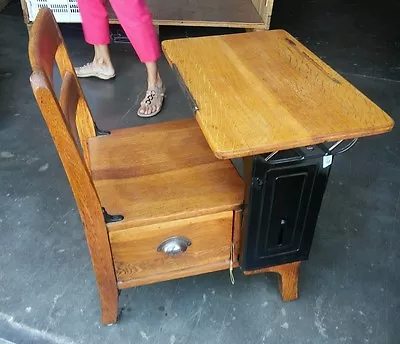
xmin=162 ymin=30 xmax=394 ymax=159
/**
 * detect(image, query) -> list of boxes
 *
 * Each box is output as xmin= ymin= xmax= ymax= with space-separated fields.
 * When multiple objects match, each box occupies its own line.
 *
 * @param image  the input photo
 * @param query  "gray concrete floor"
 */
xmin=0 ymin=0 xmax=399 ymax=343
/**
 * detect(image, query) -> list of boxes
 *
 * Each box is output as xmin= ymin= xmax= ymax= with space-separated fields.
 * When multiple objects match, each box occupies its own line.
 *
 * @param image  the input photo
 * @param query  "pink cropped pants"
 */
xmin=77 ymin=0 xmax=161 ymax=62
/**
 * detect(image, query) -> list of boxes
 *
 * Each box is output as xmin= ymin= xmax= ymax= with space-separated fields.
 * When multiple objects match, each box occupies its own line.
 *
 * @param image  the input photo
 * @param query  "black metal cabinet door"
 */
xmin=240 ymin=151 xmax=332 ymax=271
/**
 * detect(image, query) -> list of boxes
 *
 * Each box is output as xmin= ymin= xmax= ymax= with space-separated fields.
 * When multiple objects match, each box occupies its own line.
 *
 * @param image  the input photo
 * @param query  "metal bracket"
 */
xmin=264 ymin=151 xmax=279 ymax=162
xmin=102 ymin=207 xmax=124 ymax=224
xmin=94 ymin=122 xmax=110 ymax=136
xmin=264 ymin=138 xmax=358 ymax=165
xmin=326 ymin=138 xmax=358 ymax=155
xmin=172 ymin=64 xmax=199 ymax=114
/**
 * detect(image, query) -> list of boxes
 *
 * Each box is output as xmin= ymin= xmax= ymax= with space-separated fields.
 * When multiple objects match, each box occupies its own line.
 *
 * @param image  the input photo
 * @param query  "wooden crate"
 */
xmin=252 ymin=0 xmax=275 ymax=29
xmin=21 ymin=0 xmax=275 ymax=30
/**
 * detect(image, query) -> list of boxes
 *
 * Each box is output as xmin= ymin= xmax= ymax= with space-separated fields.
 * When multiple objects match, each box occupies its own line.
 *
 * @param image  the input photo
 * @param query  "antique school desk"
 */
xmin=29 ymin=9 xmax=394 ymax=324
xmin=162 ymin=30 xmax=394 ymax=298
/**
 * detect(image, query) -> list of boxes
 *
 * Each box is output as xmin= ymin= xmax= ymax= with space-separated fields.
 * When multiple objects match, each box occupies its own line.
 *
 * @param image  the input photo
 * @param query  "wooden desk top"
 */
xmin=162 ymin=30 xmax=394 ymax=159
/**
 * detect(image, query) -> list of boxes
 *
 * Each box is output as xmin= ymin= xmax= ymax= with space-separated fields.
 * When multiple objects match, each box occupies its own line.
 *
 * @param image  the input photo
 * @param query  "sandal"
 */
xmin=74 ymin=61 xmax=115 ymax=80
xmin=137 ymin=84 xmax=166 ymax=118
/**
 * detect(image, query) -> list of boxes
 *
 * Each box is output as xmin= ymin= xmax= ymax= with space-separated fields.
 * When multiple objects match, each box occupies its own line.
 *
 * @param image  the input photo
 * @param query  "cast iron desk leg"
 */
xmin=238 ymin=140 xmax=357 ymax=301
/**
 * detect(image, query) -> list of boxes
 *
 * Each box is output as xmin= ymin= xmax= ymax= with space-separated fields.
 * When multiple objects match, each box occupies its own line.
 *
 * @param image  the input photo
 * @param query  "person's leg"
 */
xmin=141 ymin=61 xmax=163 ymax=116
xmin=145 ymin=61 xmax=161 ymax=89
xmin=75 ymin=0 xmax=115 ymax=79
xmin=110 ymin=0 xmax=164 ymax=116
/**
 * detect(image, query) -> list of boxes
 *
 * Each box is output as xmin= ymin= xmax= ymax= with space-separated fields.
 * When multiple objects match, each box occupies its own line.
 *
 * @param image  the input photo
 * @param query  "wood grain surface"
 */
xmin=244 ymin=261 xmax=301 ymax=301
xmin=89 ymin=119 xmax=244 ymax=230
xmin=118 ymin=260 xmax=231 ymax=289
xmin=110 ymin=212 xmax=233 ymax=282
xmin=162 ymin=30 xmax=395 ymax=159
xmin=29 ymin=9 xmax=118 ymax=324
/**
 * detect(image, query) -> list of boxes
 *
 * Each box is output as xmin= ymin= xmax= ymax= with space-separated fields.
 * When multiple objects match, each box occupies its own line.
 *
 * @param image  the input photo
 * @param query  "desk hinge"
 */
xmin=102 ymin=207 xmax=124 ymax=224
xmin=94 ymin=122 xmax=110 ymax=136
xmin=326 ymin=138 xmax=358 ymax=155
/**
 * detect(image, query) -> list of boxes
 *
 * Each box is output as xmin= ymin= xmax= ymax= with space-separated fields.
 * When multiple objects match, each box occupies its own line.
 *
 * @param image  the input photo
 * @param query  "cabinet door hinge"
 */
xmin=102 ymin=207 xmax=124 ymax=224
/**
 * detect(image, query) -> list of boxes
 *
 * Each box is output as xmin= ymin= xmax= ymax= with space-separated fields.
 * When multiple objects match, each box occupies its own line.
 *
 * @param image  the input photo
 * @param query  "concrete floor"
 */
xmin=0 ymin=0 xmax=399 ymax=343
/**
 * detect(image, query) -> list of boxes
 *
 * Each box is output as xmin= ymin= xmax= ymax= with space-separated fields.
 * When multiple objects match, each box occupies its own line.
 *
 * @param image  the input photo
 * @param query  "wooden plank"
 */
xmin=264 ymin=0 xmax=275 ymax=28
xmin=109 ymin=212 xmax=232 ymax=282
xmin=162 ymin=30 xmax=395 ymax=159
xmin=251 ymin=0 xmax=275 ymax=28
xmin=107 ymin=0 xmax=264 ymax=28
xmin=118 ymin=260 xmax=230 ymax=289
xmin=89 ymin=118 xmax=244 ymax=230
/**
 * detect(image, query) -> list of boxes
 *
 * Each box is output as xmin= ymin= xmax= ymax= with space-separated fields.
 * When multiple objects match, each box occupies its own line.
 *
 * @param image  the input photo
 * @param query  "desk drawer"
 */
xmin=109 ymin=212 xmax=233 ymax=283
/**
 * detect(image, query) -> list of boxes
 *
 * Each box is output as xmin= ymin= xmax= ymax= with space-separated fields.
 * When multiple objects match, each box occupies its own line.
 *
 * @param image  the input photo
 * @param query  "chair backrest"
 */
xmin=28 ymin=9 xmax=118 ymax=301
xmin=28 ymin=7 xmax=96 ymax=165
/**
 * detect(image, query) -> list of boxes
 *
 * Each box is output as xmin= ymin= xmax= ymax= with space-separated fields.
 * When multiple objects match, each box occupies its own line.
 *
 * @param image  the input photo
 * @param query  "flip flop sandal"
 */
xmin=137 ymin=85 xmax=166 ymax=118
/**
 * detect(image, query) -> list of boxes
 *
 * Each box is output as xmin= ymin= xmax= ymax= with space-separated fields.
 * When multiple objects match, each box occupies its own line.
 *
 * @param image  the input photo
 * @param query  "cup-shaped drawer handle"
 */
xmin=157 ymin=236 xmax=192 ymax=256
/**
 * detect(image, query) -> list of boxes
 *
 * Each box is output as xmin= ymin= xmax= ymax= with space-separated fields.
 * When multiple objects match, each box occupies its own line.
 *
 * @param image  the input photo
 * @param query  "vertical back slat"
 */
xmin=55 ymin=36 xmax=97 ymax=154
xmin=60 ymin=71 xmax=80 ymax=145
xmin=28 ymin=8 xmax=96 ymax=166
xmin=28 ymin=8 xmax=62 ymax=85
xmin=59 ymin=71 xmax=94 ymax=165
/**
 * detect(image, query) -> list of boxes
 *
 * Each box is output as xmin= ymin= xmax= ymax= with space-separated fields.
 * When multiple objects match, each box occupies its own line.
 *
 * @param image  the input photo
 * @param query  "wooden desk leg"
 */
xmin=101 ymin=288 xmax=119 ymax=325
xmin=244 ymin=262 xmax=301 ymax=301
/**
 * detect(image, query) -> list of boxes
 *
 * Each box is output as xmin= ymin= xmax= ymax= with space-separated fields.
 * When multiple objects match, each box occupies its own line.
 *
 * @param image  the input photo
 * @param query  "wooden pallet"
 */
xmin=21 ymin=0 xmax=275 ymax=30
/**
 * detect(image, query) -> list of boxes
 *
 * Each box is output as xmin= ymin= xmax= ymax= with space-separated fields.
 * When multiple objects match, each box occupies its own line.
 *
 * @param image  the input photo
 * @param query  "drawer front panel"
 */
xmin=109 ymin=212 xmax=233 ymax=282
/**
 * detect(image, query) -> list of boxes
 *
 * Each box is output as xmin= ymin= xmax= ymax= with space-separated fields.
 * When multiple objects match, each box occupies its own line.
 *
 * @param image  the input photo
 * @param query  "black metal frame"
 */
xmin=240 ymin=140 xmax=357 ymax=271
xmin=102 ymin=207 xmax=124 ymax=224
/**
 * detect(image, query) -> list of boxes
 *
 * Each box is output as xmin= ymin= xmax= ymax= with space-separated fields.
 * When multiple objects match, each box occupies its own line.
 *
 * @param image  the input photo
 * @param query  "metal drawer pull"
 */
xmin=157 ymin=236 xmax=192 ymax=256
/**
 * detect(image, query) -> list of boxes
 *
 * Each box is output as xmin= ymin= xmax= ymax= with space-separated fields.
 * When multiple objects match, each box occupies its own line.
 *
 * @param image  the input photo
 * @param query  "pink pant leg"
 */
xmin=109 ymin=0 xmax=161 ymax=62
xmin=77 ymin=0 xmax=110 ymax=45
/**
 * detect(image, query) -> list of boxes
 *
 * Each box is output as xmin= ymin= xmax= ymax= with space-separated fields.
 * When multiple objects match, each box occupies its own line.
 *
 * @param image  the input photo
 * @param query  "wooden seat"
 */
xmin=28 ymin=8 xmax=243 ymax=325
xmin=89 ymin=119 xmax=243 ymax=230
